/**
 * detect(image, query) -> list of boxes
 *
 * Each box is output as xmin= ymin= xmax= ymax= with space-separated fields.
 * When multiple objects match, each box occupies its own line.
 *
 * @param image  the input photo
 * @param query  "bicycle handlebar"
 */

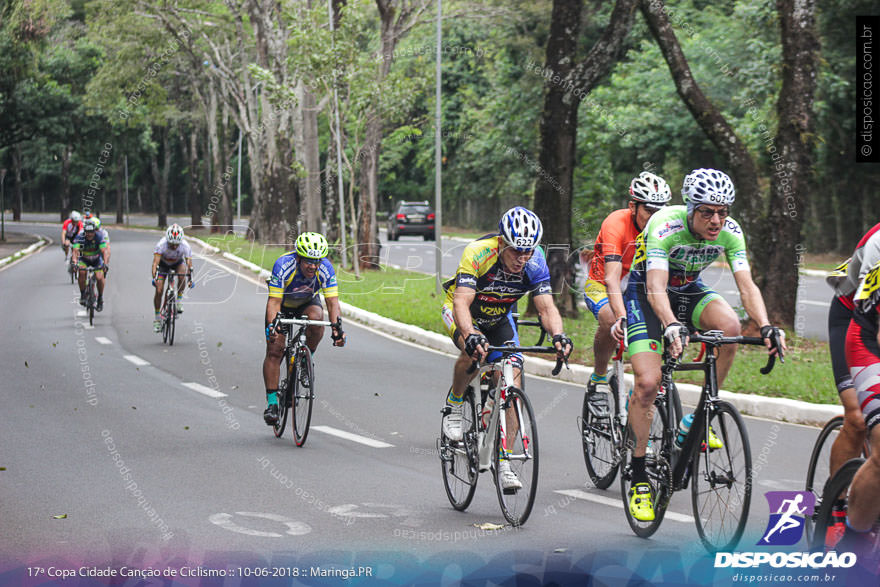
xmin=674 ymin=331 xmax=782 ymax=375
xmin=269 ymin=312 xmax=340 ymax=335
xmin=466 ymin=345 xmax=567 ymax=376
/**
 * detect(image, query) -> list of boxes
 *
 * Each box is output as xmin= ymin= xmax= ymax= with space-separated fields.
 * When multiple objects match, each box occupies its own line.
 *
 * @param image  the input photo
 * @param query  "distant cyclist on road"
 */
xmin=262 ymin=232 xmax=346 ymax=426
xmin=623 ymin=168 xmax=785 ymax=522
xmin=61 ymin=211 xmax=83 ymax=260
xmin=72 ymin=218 xmax=110 ymax=311
xmin=151 ymin=224 xmax=194 ymax=332
xmin=441 ymin=206 xmax=573 ymax=492
xmin=583 ymin=172 xmax=671 ymax=405
xmin=835 ymin=258 xmax=880 ymax=557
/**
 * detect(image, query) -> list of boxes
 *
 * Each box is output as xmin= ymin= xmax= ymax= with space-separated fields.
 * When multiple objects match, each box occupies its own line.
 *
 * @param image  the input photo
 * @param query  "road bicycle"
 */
xmin=581 ymin=335 xmax=681 ymax=489
xmin=78 ymin=266 xmax=99 ymax=326
xmin=438 ymin=318 xmax=566 ymax=526
xmin=619 ymin=330 xmax=781 ymax=552
xmin=804 ymin=415 xmax=871 ymax=546
xmin=155 ymin=271 xmax=192 ymax=346
xmin=268 ymin=313 xmax=336 ymax=447
xmin=67 ymin=254 xmax=76 ymax=284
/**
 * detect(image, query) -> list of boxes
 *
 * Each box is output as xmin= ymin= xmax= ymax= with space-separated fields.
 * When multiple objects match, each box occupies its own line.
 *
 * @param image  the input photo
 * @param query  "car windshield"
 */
xmin=400 ymin=205 xmax=431 ymax=214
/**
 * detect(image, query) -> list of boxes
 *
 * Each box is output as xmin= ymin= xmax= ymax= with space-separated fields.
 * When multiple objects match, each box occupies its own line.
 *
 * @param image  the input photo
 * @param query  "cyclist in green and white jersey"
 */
xmin=622 ymin=168 xmax=786 ymax=522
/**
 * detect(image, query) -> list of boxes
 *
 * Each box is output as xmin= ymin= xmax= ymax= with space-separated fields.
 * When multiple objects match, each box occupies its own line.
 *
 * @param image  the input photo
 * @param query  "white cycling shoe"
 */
xmin=442 ymin=403 xmax=464 ymax=441
xmin=498 ymin=459 xmax=522 ymax=493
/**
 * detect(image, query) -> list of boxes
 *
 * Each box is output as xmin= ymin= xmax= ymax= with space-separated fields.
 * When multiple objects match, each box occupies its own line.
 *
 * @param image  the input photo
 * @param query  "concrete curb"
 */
xmin=0 ymin=234 xmax=49 ymax=268
xmin=190 ymin=236 xmax=841 ymax=427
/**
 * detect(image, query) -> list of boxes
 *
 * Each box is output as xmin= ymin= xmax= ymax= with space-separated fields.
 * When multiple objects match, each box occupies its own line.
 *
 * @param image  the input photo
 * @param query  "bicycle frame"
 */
xmin=275 ymin=317 xmax=333 ymax=352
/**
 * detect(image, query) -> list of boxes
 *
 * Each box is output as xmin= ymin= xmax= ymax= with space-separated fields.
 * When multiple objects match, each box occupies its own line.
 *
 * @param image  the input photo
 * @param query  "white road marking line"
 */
xmin=209 ymin=512 xmax=311 ymax=537
xmin=95 ymin=337 xmax=112 ymax=345
xmin=123 ymin=355 xmax=150 ymax=366
xmin=554 ymin=489 xmax=694 ymax=523
xmin=182 ymin=382 xmax=228 ymax=398
xmin=77 ymin=310 xmax=88 ymax=317
xmin=311 ymin=425 xmax=394 ymax=448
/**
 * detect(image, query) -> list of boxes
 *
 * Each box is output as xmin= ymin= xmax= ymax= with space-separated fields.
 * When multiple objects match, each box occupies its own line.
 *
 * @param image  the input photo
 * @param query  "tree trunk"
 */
xmin=640 ymin=0 xmax=762 ymax=250
xmin=533 ymin=0 xmax=639 ymax=316
xmin=298 ymin=83 xmax=322 ymax=233
xmin=115 ymin=157 xmax=124 ymax=224
xmin=150 ymin=128 xmax=170 ymax=228
xmin=60 ymin=144 xmax=72 ymax=221
xmin=754 ymin=0 xmax=818 ymax=326
xmin=12 ymin=145 xmax=23 ymax=221
xmin=187 ymin=127 xmax=203 ymax=227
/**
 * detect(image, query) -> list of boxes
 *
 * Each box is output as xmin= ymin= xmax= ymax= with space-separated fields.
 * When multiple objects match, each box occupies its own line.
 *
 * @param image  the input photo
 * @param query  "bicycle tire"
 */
xmin=274 ymin=347 xmax=292 ymax=438
xmin=691 ymin=400 xmax=752 ymax=552
xmin=804 ymin=415 xmax=844 ymax=545
xmin=161 ymin=289 xmax=172 ymax=344
xmin=581 ymin=376 xmax=620 ymax=489
xmin=69 ymin=261 xmax=75 ymax=284
xmin=167 ymin=294 xmax=176 ymax=346
xmin=88 ymin=273 xmax=96 ymax=326
xmin=620 ymin=400 xmax=671 ymax=538
xmin=440 ymin=389 xmax=479 ymax=511
xmin=292 ymin=345 xmax=314 ymax=447
xmin=810 ymin=458 xmax=865 ymax=552
xmin=493 ymin=386 xmax=539 ymax=526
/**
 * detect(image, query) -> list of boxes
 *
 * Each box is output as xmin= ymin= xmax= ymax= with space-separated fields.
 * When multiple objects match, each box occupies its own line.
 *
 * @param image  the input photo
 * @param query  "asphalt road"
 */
xmin=0 ymin=222 xmax=853 ymax=585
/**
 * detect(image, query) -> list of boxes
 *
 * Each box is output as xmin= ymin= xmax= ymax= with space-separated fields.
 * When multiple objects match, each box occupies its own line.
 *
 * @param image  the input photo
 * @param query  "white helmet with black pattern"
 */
xmin=499 ymin=206 xmax=543 ymax=252
xmin=682 ymin=168 xmax=735 ymax=209
xmin=630 ymin=172 xmax=672 ymax=209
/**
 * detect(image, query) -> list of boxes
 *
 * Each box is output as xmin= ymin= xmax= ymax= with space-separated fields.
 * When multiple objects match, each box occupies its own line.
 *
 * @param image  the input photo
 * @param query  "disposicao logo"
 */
xmin=758 ymin=491 xmax=815 ymax=546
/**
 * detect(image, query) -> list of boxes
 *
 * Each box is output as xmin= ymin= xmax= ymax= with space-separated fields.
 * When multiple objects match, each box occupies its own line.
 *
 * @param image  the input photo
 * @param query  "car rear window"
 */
xmin=400 ymin=205 xmax=431 ymax=214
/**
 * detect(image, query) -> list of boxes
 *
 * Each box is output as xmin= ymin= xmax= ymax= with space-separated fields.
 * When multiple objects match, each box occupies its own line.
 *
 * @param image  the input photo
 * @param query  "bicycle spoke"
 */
xmin=494 ymin=388 xmax=538 ymax=526
xmin=440 ymin=390 xmax=478 ymax=511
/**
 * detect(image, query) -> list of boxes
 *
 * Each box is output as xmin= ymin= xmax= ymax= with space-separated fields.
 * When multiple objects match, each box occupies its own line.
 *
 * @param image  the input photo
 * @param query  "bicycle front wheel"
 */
xmin=88 ymin=279 xmax=96 ymax=326
xmin=581 ymin=387 xmax=619 ymax=489
xmin=804 ymin=415 xmax=844 ymax=545
xmin=810 ymin=457 xmax=865 ymax=552
xmin=620 ymin=400 xmax=671 ymax=538
xmin=494 ymin=387 xmax=539 ymax=526
xmin=292 ymin=345 xmax=314 ymax=447
xmin=167 ymin=298 xmax=176 ymax=346
xmin=691 ymin=400 xmax=752 ymax=552
xmin=440 ymin=390 xmax=478 ymax=511
xmin=273 ymin=349 xmax=292 ymax=438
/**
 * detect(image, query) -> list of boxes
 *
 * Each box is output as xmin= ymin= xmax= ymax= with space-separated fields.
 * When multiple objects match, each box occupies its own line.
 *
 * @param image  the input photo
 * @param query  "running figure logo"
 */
xmin=758 ymin=491 xmax=815 ymax=546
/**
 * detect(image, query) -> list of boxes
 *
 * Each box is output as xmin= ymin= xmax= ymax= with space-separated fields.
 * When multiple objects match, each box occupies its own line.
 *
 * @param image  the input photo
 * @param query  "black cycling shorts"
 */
xmin=157 ymin=259 xmax=185 ymax=274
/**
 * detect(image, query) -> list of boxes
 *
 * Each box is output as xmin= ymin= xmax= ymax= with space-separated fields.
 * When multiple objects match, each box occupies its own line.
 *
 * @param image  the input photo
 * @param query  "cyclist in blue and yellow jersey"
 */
xmin=441 ymin=206 xmax=572 ymax=491
xmin=623 ymin=168 xmax=785 ymax=522
xmin=72 ymin=218 xmax=110 ymax=311
xmin=262 ymin=232 xmax=346 ymax=426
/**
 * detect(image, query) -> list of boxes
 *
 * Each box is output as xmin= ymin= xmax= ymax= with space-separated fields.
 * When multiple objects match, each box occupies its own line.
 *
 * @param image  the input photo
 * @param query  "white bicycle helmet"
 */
xmin=499 ymin=206 xmax=543 ymax=252
xmin=70 ymin=210 xmax=82 ymax=223
xmin=166 ymin=223 xmax=184 ymax=244
xmin=630 ymin=172 xmax=672 ymax=209
xmin=682 ymin=168 xmax=735 ymax=208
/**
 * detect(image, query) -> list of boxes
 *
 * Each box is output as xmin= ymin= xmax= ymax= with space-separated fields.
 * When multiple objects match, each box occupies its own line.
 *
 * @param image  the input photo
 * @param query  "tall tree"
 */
xmin=533 ymin=0 xmax=639 ymax=315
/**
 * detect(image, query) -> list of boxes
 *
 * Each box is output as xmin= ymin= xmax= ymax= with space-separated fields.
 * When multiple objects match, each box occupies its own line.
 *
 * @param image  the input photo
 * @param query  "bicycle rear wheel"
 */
xmin=581 ymin=377 xmax=620 ymax=489
xmin=804 ymin=415 xmax=844 ymax=544
xmin=620 ymin=400 xmax=671 ymax=538
xmin=274 ymin=348 xmax=292 ymax=438
xmin=88 ymin=275 xmax=96 ymax=326
xmin=440 ymin=389 xmax=478 ymax=511
xmin=292 ymin=345 xmax=314 ymax=447
xmin=691 ymin=400 xmax=752 ymax=552
xmin=810 ymin=457 xmax=865 ymax=552
xmin=167 ymin=293 xmax=176 ymax=346
xmin=494 ymin=387 xmax=539 ymax=526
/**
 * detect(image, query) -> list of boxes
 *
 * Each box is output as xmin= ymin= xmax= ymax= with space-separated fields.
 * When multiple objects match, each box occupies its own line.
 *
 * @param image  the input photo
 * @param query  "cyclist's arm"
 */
xmin=151 ymin=253 xmax=161 ymax=278
xmin=604 ymin=260 xmax=627 ymax=321
xmin=71 ymin=242 xmax=80 ymax=263
xmin=325 ymin=294 xmax=342 ymax=325
xmin=732 ymin=269 xmax=771 ymax=328
xmin=102 ymin=242 xmax=110 ymax=265
xmin=533 ymin=293 xmax=564 ymax=337
xmin=646 ymin=268 xmax=677 ymax=328
xmin=451 ymin=285 xmax=478 ymax=339
xmin=265 ymin=296 xmax=282 ymax=328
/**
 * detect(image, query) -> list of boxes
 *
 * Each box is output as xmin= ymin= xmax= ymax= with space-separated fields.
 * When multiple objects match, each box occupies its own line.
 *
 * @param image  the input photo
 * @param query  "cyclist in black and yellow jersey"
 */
xmin=441 ymin=206 xmax=572 ymax=491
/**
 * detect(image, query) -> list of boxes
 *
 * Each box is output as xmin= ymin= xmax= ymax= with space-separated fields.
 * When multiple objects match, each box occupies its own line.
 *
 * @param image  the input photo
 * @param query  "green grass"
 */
xmin=203 ymin=234 xmax=835 ymax=405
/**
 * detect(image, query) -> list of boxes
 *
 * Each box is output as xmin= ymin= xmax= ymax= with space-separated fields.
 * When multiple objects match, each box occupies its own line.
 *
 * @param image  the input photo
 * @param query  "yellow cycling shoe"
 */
xmin=707 ymin=426 xmax=724 ymax=450
xmin=629 ymin=483 xmax=655 ymax=522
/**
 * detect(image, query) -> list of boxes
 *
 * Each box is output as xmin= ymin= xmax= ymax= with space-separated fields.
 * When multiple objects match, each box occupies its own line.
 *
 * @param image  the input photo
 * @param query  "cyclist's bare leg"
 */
xmin=593 ymin=304 xmax=617 ymax=378
xmin=77 ymin=267 xmax=87 ymax=290
xmin=302 ymin=304 xmax=325 ymax=352
xmin=262 ymin=331 xmax=287 ymax=389
xmin=96 ymin=270 xmax=106 ymax=295
xmin=845 ymin=426 xmax=880 ymax=531
xmin=695 ymin=298 xmax=741 ymax=387
xmin=628 ymin=350 xmax=662 ymax=457
xmin=452 ymin=351 xmax=474 ymax=397
xmin=154 ymin=276 xmax=165 ymax=311
xmin=503 ymin=364 xmax=524 ymax=447
xmin=831 ymin=387 xmax=868 ymax=476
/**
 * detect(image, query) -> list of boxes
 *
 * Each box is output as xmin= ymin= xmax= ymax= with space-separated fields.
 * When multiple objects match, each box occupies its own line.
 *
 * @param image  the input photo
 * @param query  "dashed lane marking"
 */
xmin=123 ymin=355 xmax=150 ymax=366
xmin=311 ymin=425 xmax=394 ymax=448
xmin=554 ymin=489 xmax=694 ymax=523
xmin=182 ymin=382 xmax=228 ymax=398
xmin=95 ymin=337 xmax=112 ymax=345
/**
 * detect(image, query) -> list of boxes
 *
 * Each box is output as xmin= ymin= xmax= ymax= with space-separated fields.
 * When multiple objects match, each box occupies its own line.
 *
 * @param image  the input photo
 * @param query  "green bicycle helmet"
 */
xmin=295 ymin=232 xmax=329 ymax=260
